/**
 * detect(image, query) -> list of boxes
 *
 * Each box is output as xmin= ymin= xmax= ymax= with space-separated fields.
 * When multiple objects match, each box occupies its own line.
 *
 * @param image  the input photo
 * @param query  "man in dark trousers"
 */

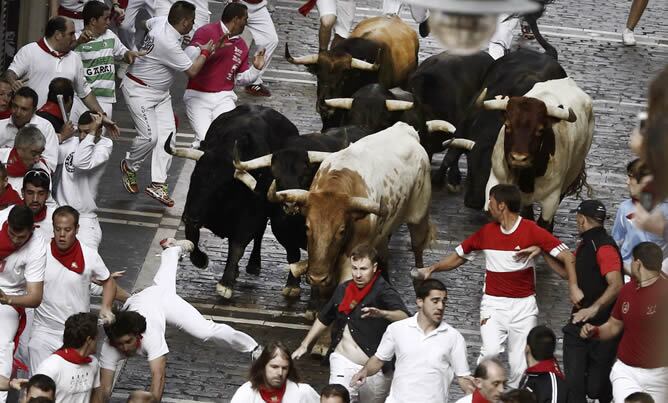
xmin=520 ymin=325 xmax=567 ymax=403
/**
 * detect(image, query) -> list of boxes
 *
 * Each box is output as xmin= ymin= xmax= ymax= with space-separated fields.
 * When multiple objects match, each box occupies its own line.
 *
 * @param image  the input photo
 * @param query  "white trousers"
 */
xmin=329 ymin=351 xmax=391 ymax=403
xmin=317 ymin=0 xmax=356 ymax=38
xmin=150 ymin=247 xmax=258 ymax=352
xmin=28 ymin=326 xmax=62 ymax=376
xmin=0 ymin=304 xmax=19 ymax=403
xmin=381 ymin=1 xmax=428 ymax=22
xmin=183 ymin=89 xmax=237 ymax=147
xmin=244 ymin=3 xmax=278 ymax=85
xmin=488 ymin=15 xmax=519 ymax=60
xmin=610 ymin=360 xmax=668 ymax=403
xmin=121 ymin=78 xmax=175 ymax=184
xmin=77 ymin=216 xmax=103 ymax=250
xmin=478 ymin=294 xmax=538 ymax=387
xmin=119 ymin=0 xmax=156 ymax=50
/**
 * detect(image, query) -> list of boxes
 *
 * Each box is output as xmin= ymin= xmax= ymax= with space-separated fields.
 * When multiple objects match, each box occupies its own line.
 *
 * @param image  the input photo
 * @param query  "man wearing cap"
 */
xmin=561 ymin=200 xmax=624 ymax=403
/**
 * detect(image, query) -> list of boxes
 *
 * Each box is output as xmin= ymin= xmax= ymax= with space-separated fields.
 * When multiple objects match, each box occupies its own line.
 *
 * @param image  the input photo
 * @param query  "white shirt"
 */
xmin=8 ymin=40 xmax=92 ymax=109
xmin=58 ymin=0 xmax=93 ymax=12
xmin=0 ymin=226 xmax=46 ymax=295
xmin=374 ymin=314 xmax=471 ymax=403
xmin=99 ymin=287 xmax=169 ymax=370
xmin=128 ymin=16 xmax=192 ymax=92
xmin=230 ymin=380 xmax=320 ymax=403
xmin=0 ymin=205 xmax=56 ymax=242
xmin=0 ymin=148 xmax=57 ymax=211
xmin=0 ymin=115 xmax=60 ymax=173
xmin=56 ymin=135 xmax=112 ymax=216
xmin=455 ymin=394 xmax=474 ymax=403
xmin=36 ymin=354 xmax=101 ymax=403
xmin=33 ymin=242 xmax=110 ymax=334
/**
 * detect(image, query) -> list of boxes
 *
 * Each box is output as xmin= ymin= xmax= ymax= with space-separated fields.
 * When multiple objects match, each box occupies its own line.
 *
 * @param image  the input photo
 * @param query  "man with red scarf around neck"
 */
xmin=231 ymin=342 xmax=319 ymax=403
xmin=35 ymin=313 xmax=103 ymax=403
xmin=519 ymin=325 xmax=567 ymax=403
xmin=28 ymin=206 xmax=116 ymax=375
xmin=0 ymin=205 xmax=47 ymax=403
xmin=292 ymin=244 xmax=409 ymax=403
xmin=456 ymin=358 xmax=508 ymax=403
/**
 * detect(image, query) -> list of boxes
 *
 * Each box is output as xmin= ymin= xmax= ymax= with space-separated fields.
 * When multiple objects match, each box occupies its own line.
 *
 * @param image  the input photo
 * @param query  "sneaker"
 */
xmin=250 ymin=344 xmax=263 ymax=361
xmin=145 ymin=183 xmax=175 ymax=207
xmin=159 ymin=238 xmax=194 ymax=252
xmin=418 ymin=20 xmax=430 ymax=38
xmin=245 ymin=84 xmax=271 ymax=97
xmin=120 ymin=159 xmax=139 ymax=194
xmin=622 ymin=28 xmax=636 ymax=46
xmin=520 ymin=20 xmax=534 ymax=40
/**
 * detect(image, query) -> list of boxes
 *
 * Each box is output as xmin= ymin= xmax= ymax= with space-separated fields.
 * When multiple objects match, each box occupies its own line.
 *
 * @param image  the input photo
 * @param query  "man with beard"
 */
xmin=0 ymin=169 xmax=57 ymax=241
xmin=350 ymin=279 xmax=475 ymax=403
xmin=231 ymin=341 xmax=319 ymax=402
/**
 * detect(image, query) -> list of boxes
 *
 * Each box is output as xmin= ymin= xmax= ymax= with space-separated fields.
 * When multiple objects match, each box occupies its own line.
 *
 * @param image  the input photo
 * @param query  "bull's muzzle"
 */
xmin=509 ymin=152 xmax=532 ymax=167
xmin=307 ymin=273 xmax=330 ymax=286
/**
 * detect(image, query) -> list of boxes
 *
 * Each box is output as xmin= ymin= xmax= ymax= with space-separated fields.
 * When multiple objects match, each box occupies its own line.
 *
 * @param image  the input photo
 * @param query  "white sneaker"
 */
xmin=160 ymin=238 xmax=194 ymax=253
xmin=622 ymin=28 xmax=636 ymax=46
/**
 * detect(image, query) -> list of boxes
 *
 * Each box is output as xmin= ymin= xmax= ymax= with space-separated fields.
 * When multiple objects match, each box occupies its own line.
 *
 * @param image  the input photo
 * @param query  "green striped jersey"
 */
xmin=75 ymin=30 xmax=127 ymax=103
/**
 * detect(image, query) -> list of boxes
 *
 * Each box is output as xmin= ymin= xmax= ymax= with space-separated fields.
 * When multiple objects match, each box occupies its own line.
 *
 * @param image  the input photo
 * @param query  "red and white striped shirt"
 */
xmin=456 ymin=217 xmax=568 ymax=298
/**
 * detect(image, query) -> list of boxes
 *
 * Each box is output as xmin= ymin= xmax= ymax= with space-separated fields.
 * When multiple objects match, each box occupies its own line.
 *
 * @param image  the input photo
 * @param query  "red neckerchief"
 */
xmin=34 ymin=207 xmax=47 ymax=223
xmin=11 ymin=306 xmax=27 ymax=372
xmin=298 ymin=0 xmax=317 ymax=16
xmin=54 ymin=348 xmax=92 ymax=364
xmin=0 ymin=221 xmax=21 ymax=260
xmin=0 ymin=110 xmax=10 ymax=119
xmin=38 ymin=101 xmax=63 ymax=121
xmin=526 ymin=358 xmax=565 ymax=379
xmin=51 ymin=238 xmax=85 ymax=274
xmin=259 ymin=382 xmax=287 ymax=403
xmin=6 ymin=148 xmax=29 ymax=177
xmin=338 ymin=272 xmax=380 ymax=315
xmin=0 ymin=184 xmax=22 ymax=209
xmin=472 ymin=389 xmax=491 ymax=403
xmin=37 ymin=38 xmax=69 ymax=58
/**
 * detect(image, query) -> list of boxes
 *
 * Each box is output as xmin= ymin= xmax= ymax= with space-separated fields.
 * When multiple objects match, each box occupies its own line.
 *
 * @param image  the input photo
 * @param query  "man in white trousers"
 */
xmin=57 ymin=112 xmax=112 ymax=250
xmin=380 ymin=1 xmax=429 ymax=37
xmin=99 ymin=237 xmax=260 ymax=402
xmin=49 ymin=0 xmax=126 ymax=33
xmin=119 ymin=1 xmax=215 ymax=207
xmin=0 ymin=205 xmax=46 ymax=403
xmin=488 ymin=15 xmax=519 ymax=60
xmin=184 ymin=2 xmax=266 ymax=148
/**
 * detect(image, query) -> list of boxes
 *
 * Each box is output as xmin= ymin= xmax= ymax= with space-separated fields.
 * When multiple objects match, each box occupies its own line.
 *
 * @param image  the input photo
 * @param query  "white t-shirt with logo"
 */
xmin=33 ymin=242 xmax=110 ymax=334
xmin=99 ymin=287 xmax=169 ymax=370
xmin=36 ymin=354 xmax=101 ymax=403
xmin=126 ymin=16 xmax=192 ymax=92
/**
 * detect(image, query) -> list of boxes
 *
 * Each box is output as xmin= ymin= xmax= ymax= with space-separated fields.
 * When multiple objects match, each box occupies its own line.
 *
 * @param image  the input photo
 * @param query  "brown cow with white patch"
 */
xmin=481 ymin=77 xmax=594 ymax=230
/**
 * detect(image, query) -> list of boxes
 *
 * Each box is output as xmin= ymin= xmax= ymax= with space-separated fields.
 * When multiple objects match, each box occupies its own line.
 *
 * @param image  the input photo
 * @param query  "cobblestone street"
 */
xmin=88 ymin=0 xmax=668 ymax=401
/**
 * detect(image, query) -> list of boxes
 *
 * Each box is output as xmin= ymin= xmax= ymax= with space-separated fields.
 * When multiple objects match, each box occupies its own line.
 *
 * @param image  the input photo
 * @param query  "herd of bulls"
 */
xmin=164 ymin=14 xmax=595 ymax=315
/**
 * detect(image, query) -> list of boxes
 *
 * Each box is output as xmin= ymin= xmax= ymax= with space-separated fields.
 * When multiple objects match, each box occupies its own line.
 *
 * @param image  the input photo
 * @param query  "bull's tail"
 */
xmin=518 ymin=0 xmax=558 ymax=61
xmin=563 ymin=165 xmax=593 ymax=200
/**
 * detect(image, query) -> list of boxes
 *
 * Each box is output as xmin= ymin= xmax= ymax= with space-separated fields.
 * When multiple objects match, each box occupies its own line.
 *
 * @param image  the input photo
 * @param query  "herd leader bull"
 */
xmin=270 ymin=121 xmax=435 ymax=297
xmin=286 ymin=15 xmax=418 ymax=129
xmin=481 ymin=77 xmax=594 ymax=230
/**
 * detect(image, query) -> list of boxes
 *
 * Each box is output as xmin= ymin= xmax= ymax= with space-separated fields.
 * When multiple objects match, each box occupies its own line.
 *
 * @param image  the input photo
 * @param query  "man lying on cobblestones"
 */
xmin=456 ymin=357 xmax=507 ymax=403
xmin=292 ymin=244 xmax=409 ymax=403
xmin=417 ymin=184 xmax=577 ymax=387
xmin=231 ymin=341 xmax=319 ymax=403
xmin=99 ymin=237 xmax=260 ymax=402
xmin=350 ymin=279 xmax=475 ymax=403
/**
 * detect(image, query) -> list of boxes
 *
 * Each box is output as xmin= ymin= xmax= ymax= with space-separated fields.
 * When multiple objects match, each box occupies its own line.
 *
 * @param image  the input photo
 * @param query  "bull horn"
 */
xmin=546 ymin=104 xmax=577 ymax=123
xmin=275 ymin=189 xmax=309 ymax=205
xmin=284 ymin=43 xmax=318 ymax=65
xmin=385 ymin=100 xmax=414 ymax=111
xmin=288 ymin=260 xmax=309 ymax=277
xmin=426 ymin=120 xmax=457 ymax=133
xmin=324 ymin=98 xmax=354 ymax=110
xmin=483 ymin=97 xmax=510 ymax=111
xmin=474 ymin=88 xmax=488 ymax=107
xmin=234 ymin=169 xmax=257 ymax=191
xmin=164 ymin=132 xmax=204 ymax=161
xmin=307 ymin=151 xmax=331 ymax=164
xmin=443 ymin=138 xmax=476 ymax=150
xmin=350 ymin=58 xmax=380 ymax=71
xmin=348 ymin=197 xmax=386 ymax=216
xmin=267 ymin=180 xmax=279 ymax=203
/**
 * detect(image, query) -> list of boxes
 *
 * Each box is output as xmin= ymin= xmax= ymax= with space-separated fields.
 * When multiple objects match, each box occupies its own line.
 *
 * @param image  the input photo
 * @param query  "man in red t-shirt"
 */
xmin=581 ymin=241 xmax=668 ymax=403
xmin=416 ymin=184 xmax=577 ymax=387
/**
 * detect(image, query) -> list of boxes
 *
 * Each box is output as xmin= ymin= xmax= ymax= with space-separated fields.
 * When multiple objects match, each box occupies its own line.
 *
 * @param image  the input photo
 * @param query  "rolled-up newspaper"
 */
xmin=56 ymin=94 xmax=68 ymax=123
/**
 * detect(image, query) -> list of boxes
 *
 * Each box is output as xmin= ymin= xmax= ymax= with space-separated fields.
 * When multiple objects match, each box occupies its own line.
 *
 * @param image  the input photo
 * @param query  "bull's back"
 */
xmin=351 ymin=15 xmax=418 ymax=87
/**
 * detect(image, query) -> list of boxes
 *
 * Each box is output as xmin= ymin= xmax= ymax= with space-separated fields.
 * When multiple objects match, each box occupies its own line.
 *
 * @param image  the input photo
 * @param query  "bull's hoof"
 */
xmin=446 ymin=183 xmax=461 ymax=193
xmin=246 ymin=262 xmax=261 ymax=276
xmin=282 ymin=286 xmax=301 ymax=298
xmin=190 ymin=250 xmax=209 ymax=269
xmin=216 ymin=283 xmax=233 ymax=299
xmin=310 ymin=344 xmax=328 ymax=357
